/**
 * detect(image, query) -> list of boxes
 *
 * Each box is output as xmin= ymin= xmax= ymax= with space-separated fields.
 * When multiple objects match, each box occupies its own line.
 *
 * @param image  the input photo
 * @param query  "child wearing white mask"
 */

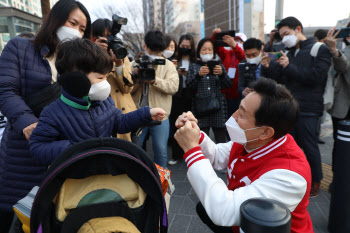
xmin=186 ymin=38 xmax=232 ymax=143
xmin=29 ymin=39 xmax=166 ymax=166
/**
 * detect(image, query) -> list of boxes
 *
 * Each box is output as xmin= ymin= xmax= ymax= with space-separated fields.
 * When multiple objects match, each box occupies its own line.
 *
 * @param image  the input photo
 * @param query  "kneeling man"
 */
xmin=174 ymin=78 xmax=312 ymax=233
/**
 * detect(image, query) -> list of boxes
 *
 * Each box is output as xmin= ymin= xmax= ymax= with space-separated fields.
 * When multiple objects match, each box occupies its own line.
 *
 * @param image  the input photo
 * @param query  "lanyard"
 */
xmin=230 ymin=55 xmax=236 ymax=68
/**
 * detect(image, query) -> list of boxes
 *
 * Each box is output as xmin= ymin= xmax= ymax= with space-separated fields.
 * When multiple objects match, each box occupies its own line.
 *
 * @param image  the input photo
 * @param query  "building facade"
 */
xmin=204 ymin=0 xmax=264 ymax=41
xmin=0 ymin=0 xmax=41 ymax=16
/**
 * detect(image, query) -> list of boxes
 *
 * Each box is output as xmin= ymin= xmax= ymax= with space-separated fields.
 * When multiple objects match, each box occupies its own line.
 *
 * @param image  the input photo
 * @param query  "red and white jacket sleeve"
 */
xmin=197 ymin=131 xmax=233 ymax=171
xmin=183 ymin=134 xmax=308 ymax=227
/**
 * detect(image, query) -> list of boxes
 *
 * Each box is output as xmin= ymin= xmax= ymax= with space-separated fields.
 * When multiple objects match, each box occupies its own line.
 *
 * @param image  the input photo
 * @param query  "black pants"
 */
xmin=201 ymin=127 xmax=227 ymax=143
xmin=291 ymin=114 xmax=323 ymax=182
xmin=196 ymin=202 xmax=234 ymax=233
xmin=0 ymin=210 xmax=14 ymax=233
xmin=331 ymin=109 xmax=350 ymax=171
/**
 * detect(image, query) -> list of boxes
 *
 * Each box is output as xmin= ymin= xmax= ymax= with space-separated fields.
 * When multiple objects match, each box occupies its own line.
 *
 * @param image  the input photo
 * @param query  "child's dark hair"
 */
xmin=56 ymin=38 xmax=113 ymax=75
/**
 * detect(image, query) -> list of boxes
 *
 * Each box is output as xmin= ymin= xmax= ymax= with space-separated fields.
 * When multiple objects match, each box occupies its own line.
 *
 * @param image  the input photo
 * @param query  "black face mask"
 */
xmin=180 ymin=48 xmax=191 ymax=55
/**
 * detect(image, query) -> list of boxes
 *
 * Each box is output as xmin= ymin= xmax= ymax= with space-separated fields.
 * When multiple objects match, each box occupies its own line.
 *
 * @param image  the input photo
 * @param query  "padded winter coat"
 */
xmin=29 ymin=89 xmax=152 ymax=166
xmin=0 ymin=37 xmax=52 ymax=212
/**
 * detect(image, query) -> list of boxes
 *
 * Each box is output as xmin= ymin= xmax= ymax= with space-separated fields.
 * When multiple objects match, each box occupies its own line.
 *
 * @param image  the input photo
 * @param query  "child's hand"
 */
xmin=150 ymin=108 xmax=166 ymax=121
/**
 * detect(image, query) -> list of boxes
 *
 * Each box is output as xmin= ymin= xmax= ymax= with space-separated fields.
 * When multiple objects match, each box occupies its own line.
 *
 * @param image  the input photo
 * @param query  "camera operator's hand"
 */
xmin=223 ymin=35 xmax=236 ymax=48
xmin=277 ymin=51 xmax=289 ymax=68
xmin=325 ymin=27 xmax=341 ymax=56
xmin=212 ymin=28 xmax=222 ymax=35
xmin=95 ymin=37 xmax=108 ymax=50
xmin=199 ymin=66 xmax=210 ymax=77
xmin=109 ymin=49 xmax=124 ymax=67
xmin=23 ymin=122 xmax=38 ymax=141
xmin=175 ymin=111 xmax=198 ymax=129
xmin=243 ymin=87 xmax=253 ymax=97
xmin=261 ymin=53 xmax=271 ymax=68
xmin=150 ymin=108 xmax=166 ymax=121
xmin=213 ymin=65 xmax=223 ymax=75
xmin=175 ymin=121 xmax=200 ymax=153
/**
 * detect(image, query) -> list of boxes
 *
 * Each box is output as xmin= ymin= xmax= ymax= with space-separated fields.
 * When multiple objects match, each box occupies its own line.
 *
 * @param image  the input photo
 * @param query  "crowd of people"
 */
xmin=0 ymin=0 xmax=349 ymax=232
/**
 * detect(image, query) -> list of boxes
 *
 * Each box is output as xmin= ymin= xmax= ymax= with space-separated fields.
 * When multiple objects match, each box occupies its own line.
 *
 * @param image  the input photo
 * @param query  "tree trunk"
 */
xmin=41 ymin=0 xmax=51 ymax=21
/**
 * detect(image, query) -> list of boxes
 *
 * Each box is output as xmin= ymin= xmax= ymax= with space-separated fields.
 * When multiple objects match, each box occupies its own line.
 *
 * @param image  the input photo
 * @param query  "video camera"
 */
xmin=105 ymin=14 xmax=128 ymax=59
xmin=135 ymin=55 xmax=165 ymax=81
xmin=238 ymin=63 xmax=258 ymax=86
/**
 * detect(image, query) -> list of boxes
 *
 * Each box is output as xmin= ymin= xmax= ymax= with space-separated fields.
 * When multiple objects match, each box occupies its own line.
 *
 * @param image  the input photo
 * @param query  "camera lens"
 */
xmin=110 ymin=43 xmax=128 ymax=59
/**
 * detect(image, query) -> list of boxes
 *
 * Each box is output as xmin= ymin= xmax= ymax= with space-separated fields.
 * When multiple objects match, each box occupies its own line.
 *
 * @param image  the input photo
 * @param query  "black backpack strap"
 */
xmin=60 ymin=202 xmax=136 ymax=233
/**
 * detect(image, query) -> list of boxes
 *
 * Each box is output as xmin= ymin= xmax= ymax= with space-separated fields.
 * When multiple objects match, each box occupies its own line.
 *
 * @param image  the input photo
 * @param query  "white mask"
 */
xmin=145 ymin=48 xmax=160 ymax=61
xmin=200 ymin=53 xmax=213 ymax=62
xmin=88 ymin=80 xmax=111 ymax=101
xmin=282 ymin=33 xmax=298 ymax=48
xmin=225 ymin=116 xmax=264 ymax=145
xmin=224 ymin=47 xmax=232 ymax=50
xmin=163 ymin=50 xmax=174 ymax=58
xmin=56 ymin=26 xmax=82 ymax=42
xmin=236 ymin=42 xmax=243 ymax=49
xmin=246 ymin=52 xmax=262 ymax=64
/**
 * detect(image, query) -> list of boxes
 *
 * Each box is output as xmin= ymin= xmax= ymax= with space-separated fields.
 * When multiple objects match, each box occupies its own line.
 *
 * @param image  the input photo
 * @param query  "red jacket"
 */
xmin=184 ymin=133 xmax=313 ymax=233
xmin=211 ymin=34 xmax=246 ymax=99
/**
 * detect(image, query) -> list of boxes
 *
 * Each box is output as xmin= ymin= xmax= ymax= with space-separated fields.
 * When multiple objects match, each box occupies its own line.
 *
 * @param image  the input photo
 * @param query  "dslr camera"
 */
xmin=105 ymin=14 xmax=128 ymax=59
xmin=135 ymin=55 xmax=165 ymax=81
xmin=238 ymin=63 xmax=258 ymax=86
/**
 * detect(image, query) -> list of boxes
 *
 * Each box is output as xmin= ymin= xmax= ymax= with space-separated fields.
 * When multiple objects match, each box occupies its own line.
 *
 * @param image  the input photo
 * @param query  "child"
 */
xmin=29 ymin=39 xmax=165 ymax=166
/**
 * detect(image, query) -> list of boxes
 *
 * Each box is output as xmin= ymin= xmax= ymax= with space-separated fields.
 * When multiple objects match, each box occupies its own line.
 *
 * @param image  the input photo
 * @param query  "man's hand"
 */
xmin=172 ymin=59 xmax=178 ymax=67
xmin=243 ymin=87 xmax=253 ymax=97
xmin=325 ymin=27 xmax=341 ymax=56
xmin=199 ymin=66 xmax=210 ymax=76
xmin=174 ymin=121 xmax=200 ymax=153
xmin=150 ymin=108 xmax=166 ymax=121
xmin=277 ymin=51 xmax=289 ymax=68
xmin=213 ymin=65 xmax=223 ymax=75
xmin=175 ymin=111 xmax=198 ymax=129
xmin=95 ymin=37 xmax=108 ymax=50
xmin=261 ymin=53 xmax=271 ymax=68
xmin=23 ymin=122 xmax=38 ymax=141
xmin=223 ymin=35 xmax=236 ymax=48
xmin=212 ymin=28 xmax=221 ymax=35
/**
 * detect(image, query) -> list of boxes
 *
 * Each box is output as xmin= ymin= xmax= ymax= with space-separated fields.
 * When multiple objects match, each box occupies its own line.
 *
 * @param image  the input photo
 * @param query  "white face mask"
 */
xmin=236 ymin=42 xmax=243 ymax=48
xmin=88 ymin=80 xmax=111 ymax=101
xmin=200 ymin=53 xmax=213 ymax=62
xmin=163 ymin=50 xmax=174 ymax=58
xmin=282 ymin=32 xmax=298 ymax=48
xmin=56 ymin=26 xmax=83 ymax=42
xmin=225 ymin=116 xmax=264 ymax=145
xmin=246 ymin=52 xmax=262 ymax=64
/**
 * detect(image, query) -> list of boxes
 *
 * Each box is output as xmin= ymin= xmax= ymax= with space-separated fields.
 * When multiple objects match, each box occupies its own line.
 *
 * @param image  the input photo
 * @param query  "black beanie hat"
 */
xmin=57 ymin=72 xmax=91 ymax=98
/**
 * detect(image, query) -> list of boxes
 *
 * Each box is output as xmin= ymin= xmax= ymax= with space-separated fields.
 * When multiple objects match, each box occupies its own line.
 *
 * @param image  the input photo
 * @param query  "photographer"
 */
xmin=168 ymin=34 xmax=197 ymax=165
xmin=92 ymin=18 xmax=136 ymax=142
xmin=211 ymin=28 xmax=246 ymax=118
xmin=261 ymin=16 xmax=332 ymax=197
xmin=264 ymin=28 xmax=285 ymax=53
xmin=237 ymin=38 xmax=264 ymax=98
xmin=186 ymin=38 xmax=232 ymax=143
xmin=132 ymin=30 xmax=179 ymax=168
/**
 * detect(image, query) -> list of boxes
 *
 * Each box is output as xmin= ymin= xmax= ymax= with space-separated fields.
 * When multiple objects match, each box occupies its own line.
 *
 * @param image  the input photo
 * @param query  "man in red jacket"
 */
xmin=174 ymin=78 xmax=313 ymax=233
xmin=211 ymin=29 xmax=246 ymax=120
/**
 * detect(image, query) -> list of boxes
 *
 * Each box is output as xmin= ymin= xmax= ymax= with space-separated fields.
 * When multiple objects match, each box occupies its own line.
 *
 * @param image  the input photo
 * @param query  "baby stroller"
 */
xmin=27 ymin=137 xmax=168 ymax=233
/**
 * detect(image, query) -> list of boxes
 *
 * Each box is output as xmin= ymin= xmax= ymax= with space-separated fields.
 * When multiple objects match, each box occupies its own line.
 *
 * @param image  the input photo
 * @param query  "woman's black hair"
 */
xmin=164 ymin=34 xmax=178 ymax=59
xmin=196 ymin=38 xmax=216 ymax=60
xmin=177 ymin=34 xmax=197 ymax=63
xmin=34 ymin=0 xmax=92 ymax=57
xmin=55 ymin=38 xmax=113 ymax=75
xmin=92 ymin=18 xmax=112 ymax=38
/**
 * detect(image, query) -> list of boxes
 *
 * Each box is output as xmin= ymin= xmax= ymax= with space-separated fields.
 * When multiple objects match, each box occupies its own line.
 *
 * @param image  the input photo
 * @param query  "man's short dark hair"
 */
xmin=252 ymin=78 xmax=299 ymax=139
xmin=144 ymin=30 xmax=166 ymax=52
xmin=277 ymin=16 xmax=303 ymax=32
xmin=17 ymin=31 xmax=35 ymax=38
xmin=314 ymin=29 xmax=328 ymax=41
xmin=243 ymin=38 xmax=262 ymax=51
xmin=56 ymin=38 xmax=113 ymax=75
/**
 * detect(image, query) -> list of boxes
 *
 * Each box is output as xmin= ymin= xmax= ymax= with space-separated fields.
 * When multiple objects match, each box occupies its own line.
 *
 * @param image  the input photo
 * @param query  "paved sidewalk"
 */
xmin=145 ymin=121 xmax=334 ymax=233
